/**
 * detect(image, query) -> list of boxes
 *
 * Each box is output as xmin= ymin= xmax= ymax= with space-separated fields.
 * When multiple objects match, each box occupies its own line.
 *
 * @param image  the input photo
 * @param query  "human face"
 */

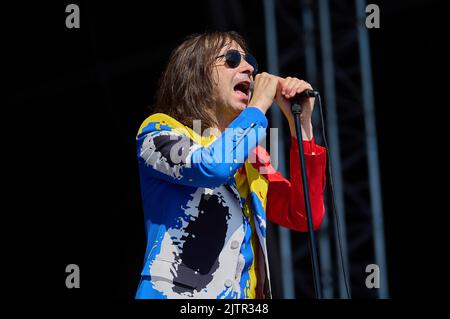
xmin=212 ymin=41 xmax=256 ymax=117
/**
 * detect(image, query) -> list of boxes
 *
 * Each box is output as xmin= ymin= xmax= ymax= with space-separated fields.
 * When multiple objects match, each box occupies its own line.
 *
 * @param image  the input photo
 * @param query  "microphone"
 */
xmin=290 ymin=89 xmax=319 ymax=114
xmin=290 ymin=89 xmax=319 ymax=104
xmin=300 ymin=89 xmax=319 ymax=97
xmin=248 ymin=82 xmax=319 ymax=104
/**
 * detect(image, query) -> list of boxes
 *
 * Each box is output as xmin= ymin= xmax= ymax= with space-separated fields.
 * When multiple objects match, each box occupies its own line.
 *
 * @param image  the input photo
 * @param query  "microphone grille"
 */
xmin=249 ymin=82 xmax=255 ymax=102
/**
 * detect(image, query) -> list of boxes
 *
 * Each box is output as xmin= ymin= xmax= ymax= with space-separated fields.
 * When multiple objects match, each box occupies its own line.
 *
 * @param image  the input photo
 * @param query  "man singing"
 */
xmin=135 ymin=31 xmax=326 ymax=299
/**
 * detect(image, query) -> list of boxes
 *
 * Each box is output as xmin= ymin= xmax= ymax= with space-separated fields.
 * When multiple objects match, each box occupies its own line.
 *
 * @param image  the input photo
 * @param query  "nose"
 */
xmin=239 ymin=58 xmax=255 ymax=77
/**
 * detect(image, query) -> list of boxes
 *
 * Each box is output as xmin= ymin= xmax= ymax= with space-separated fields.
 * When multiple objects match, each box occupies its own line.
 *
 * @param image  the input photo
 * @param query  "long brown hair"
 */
xmin=152 ymin=31 xmax=249 ymax=131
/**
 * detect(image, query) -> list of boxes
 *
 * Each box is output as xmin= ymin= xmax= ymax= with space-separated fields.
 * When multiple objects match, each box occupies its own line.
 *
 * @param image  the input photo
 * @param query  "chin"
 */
xmin=235 ymin=101 xmax=248 ymax=111
xmin=223 ymin=98 xmax=248 ymax=117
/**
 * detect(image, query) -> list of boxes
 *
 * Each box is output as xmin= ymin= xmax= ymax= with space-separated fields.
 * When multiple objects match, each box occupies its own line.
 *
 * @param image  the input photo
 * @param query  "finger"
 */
xmin=269 ymin=74 xmax=289 ymax=93
xmin=290 ymin=79 xmax=304 ymax=98
xmin=289 ymin=78 xmax=312 ymax=98
xmin=282 ymin=77 xmax=297 ymax=96
xmin=286 ymin=78 xmax=304 ymax=98
xmin=294 ymin=81 xmax=313 ymax=95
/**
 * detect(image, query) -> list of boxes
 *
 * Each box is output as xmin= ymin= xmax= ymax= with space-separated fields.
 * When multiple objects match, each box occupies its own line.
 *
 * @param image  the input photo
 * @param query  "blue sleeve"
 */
xmin=137 ymin=107 xmax=268 ymax=188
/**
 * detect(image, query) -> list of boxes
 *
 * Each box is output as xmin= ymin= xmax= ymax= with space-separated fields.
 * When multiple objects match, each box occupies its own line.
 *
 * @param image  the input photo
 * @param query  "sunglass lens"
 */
xmin=245 ymin=53 xmax=258 ymax=75
xmin=225 ymin=50 xmax=241 ymax=68
xmin=224 ymin=50 xmax=258 ymax=75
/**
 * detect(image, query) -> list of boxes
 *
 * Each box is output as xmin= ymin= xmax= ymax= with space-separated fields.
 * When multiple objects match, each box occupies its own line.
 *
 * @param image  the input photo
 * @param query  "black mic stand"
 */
xmin=291 ymin=91 xmax=323 ymax=299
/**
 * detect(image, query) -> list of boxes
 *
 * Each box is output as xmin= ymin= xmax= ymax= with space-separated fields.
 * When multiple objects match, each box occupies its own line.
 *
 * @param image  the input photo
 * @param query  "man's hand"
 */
xmin=274 ymin=76 xmax=315 ymax=124
xmin=247 ymin=72 xmax=278 ymax=114
xmin=275 ymin=76 xmax=315 ymax=140
xmin=248 ymin=73 xmax=315 ymax=140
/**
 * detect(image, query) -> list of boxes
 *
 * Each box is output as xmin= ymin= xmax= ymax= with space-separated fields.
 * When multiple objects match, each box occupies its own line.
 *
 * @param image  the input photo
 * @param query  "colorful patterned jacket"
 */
xmin=135 ymin=107 xmax=326 ymax=299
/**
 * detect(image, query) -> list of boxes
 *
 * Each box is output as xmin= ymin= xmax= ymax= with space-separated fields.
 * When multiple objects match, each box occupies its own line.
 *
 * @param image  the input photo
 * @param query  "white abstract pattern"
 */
xmin=149 ymin=186 xmax=246 ymax=298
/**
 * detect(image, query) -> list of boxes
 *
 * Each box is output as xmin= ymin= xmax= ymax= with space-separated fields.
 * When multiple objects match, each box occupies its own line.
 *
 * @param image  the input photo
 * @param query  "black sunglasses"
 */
xmin=216 ymin=49 xmax=258 ymax=76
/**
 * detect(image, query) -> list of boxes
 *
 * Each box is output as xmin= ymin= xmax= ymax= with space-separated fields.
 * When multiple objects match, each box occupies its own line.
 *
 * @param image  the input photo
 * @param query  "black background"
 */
xmin=4 ymin=0 xmax=449 ymax=299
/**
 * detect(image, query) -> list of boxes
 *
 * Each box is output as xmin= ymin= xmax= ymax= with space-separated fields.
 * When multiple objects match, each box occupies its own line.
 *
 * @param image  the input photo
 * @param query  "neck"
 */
xmin=215 ymin=103 xmax=242 ymax=134
xmin=215 ymin=112 xmax=236 ymax=134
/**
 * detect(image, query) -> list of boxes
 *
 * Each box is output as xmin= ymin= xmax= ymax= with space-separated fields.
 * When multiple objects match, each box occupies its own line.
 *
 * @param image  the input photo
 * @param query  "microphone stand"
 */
xmin=291 ymin=95 xmax=323 ymax=299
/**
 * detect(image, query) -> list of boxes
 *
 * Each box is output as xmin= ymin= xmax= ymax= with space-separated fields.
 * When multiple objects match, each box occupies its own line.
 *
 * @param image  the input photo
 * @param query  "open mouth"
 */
xmin=233 ymin=81 xmax=250 ymax=100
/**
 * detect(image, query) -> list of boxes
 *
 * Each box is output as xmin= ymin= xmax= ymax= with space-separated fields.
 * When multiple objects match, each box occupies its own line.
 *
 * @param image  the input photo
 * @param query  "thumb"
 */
xmin=275 ymin=78 xmax=285 ymax=100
